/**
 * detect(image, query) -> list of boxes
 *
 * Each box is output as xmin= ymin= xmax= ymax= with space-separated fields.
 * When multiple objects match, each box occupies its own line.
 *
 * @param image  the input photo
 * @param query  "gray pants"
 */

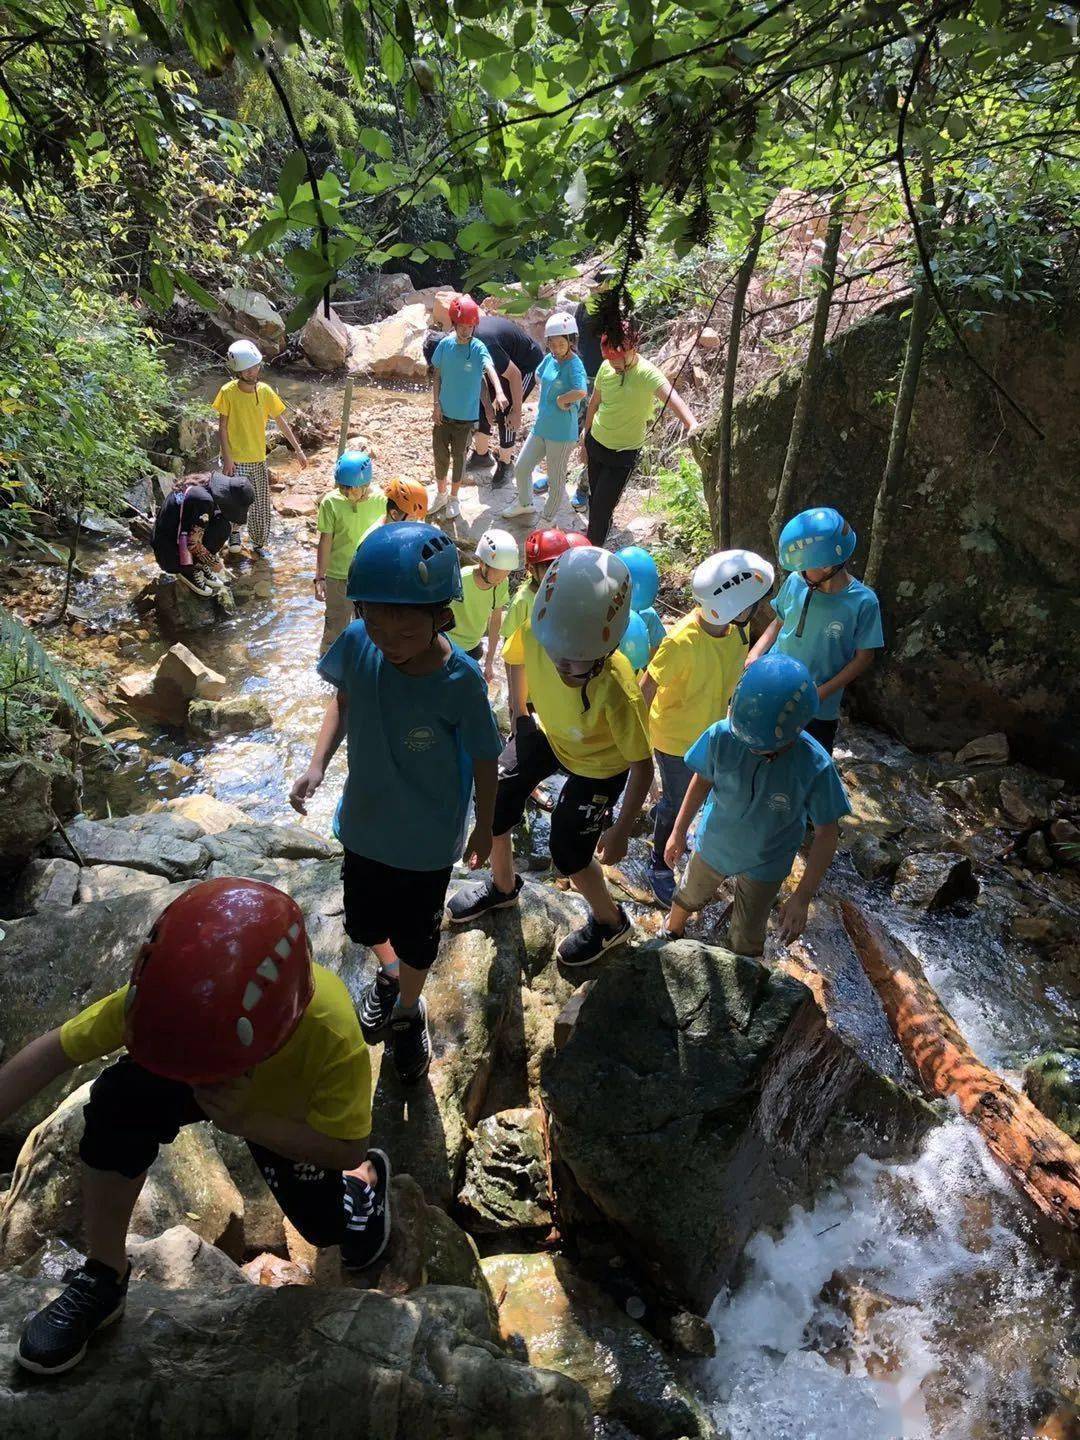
xmin=510 ymin=430 xmax=578 ymax=519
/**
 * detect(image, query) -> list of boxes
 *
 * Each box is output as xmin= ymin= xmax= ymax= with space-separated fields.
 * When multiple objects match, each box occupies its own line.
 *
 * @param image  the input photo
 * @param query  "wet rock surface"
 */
xmin=458 ymin=1107 xmax=552 ymax=1234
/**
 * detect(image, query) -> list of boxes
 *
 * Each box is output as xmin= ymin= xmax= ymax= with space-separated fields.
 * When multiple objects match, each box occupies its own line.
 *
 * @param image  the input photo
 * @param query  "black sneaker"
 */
xmin=491 ymin=459 xmax=510 ymax=488
xmin=558 ymin=906 xmax=632 ymax=968
xmin=176 ymin=567 xmax=216 ymax=598
xmin=358 ymin=968 xmax=399 ymax=1044
xmin=446 ymin=874 xmax=523 ymax=924
xmin=228 ymin=528 xmax=243 ymax=551
xmin=17 ymin=1259 xmax=130 ymax=1375
xmin=466 ymin=449 xmax=495 ymax=472
xmin=390 ymin=997 xmax=431 ymax=1085
xmin=341 ymin=1150 xmax=392 ymax=1271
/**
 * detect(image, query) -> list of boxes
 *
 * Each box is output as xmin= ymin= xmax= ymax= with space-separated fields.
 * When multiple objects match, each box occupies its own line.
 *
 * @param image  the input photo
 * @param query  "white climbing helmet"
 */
xmin=692 ymin=549 xmax=774 ymax=626
xmin=476 ymin=528 xmax=520 ymax=572
xmin=531 ymin=547 xmax=632 ymax=662
xmin=227 ymin=339 xmax=263 ymax=373
xmin=544 ymin=312 xmax=579 ymax=339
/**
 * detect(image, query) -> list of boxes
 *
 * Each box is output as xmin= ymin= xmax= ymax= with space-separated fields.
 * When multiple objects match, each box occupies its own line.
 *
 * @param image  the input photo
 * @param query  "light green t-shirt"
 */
xmin=449 ymin=565 xmax=511 ymax=652
xmin=501 ymin=579 xmax=538 ymax=642
xmin=317 ymin=491 xmax=386 ymax=581
xmin=591 ymin=357 xmax=668 ymax=452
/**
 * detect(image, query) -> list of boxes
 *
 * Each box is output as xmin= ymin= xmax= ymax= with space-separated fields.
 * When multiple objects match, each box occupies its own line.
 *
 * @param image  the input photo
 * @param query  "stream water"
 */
xmin=66 ymin=375 xmax=1077 ymax=1440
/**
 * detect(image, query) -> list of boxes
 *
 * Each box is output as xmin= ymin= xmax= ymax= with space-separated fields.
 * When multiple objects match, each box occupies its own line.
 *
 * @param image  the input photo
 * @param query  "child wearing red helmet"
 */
xmin=427 ymin=294 xmax=508 ymax=520
xmin=0 ymin=878 xmax=387 ymax=1377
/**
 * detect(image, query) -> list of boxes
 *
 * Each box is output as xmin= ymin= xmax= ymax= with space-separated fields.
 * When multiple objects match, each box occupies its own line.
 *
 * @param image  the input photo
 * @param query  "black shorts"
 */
xmin=493 ymin=720 xmax=627 ymax=876
xmin=805 ymin=717 xmax=839 ymax=754
xmin=478 ymin=369 xmax=537 ymax=448
xmin=342 ymin=849 xmax=451 ymax=972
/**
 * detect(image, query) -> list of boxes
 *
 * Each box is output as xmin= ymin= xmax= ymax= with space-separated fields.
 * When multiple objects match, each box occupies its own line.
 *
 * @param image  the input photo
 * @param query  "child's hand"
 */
xmin=776 ymin=892 xmax=810 ymax=944
xmin=433 ymin=401 xmax=443 ymax=424
xmin=314 ymin=578 xmax=326 ymax=602
xmin=596 ymin=821 xmax=630 ymax=866
xmin=194 ymin=1077 xmax=252 ymax=1135
xmin=664 ymin=830 xmax=687 ymax=871
xmin=482 ymin=660 xmax=494 ymax=686
xmin=464 ymin=824 xmax=493 ymax=870
xmin=816 ymin=684 xmax=829 ymax=702
xmin=493 ymin=390 xmax=509 ymax=414
xmin=221 ymin=459 xmax=236 ymax=476
xmin=289 ymin=765 xmax=324 ymax=815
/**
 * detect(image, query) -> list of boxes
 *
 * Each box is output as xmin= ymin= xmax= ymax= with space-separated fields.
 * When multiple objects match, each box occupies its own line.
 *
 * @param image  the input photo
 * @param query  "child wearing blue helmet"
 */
xmin=291 ymin=522 xmax=503 ymax=1084
xmin=747 ymin=507 xmax=883 ymax=754
xmin=314 ymin=450 xmax=386 ymax=655
xmin=664 ymin=654 xmax=850 ymax=955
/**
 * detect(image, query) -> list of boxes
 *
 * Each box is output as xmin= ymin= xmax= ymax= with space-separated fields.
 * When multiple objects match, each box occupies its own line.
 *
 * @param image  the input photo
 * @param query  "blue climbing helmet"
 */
xmin=347 ymin=521 xmax=463 ymax=605
xmin=778 ymin=507 xmax=856 ymax=573
xmin=619 ymin=611 xmax=652 ymax=672
xmin=614 ymin=546 xmax=659 ymax=611
xmin=335 ymin=449 xmax=373 ymax=488
xmin=728 ymin=654 xmax=819 ymax=752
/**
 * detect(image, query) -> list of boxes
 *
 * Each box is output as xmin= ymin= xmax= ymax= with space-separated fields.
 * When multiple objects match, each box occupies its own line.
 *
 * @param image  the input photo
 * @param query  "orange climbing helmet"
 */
xmin=383 ymin=477 xmax=429 ymax=521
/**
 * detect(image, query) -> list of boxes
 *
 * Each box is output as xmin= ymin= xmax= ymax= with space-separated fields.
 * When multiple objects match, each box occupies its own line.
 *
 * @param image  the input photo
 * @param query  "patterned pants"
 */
xmin=234 ymin=459 xmax=272 ymax=549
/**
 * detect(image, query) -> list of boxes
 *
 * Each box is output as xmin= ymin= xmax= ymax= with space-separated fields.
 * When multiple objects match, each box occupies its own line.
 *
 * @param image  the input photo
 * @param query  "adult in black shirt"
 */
xmin=152 ymin=472 xmax=254 ymax=593
xmin=470 ymin=315 xmax=544 ymax=487
xmin=572 ymin=268 xmax=618 ymax=385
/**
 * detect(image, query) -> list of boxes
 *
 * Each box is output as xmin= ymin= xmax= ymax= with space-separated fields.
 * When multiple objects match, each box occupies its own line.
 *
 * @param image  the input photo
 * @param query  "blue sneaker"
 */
xmin=648 ymin=865 xmax=677 ymax=907
xmin=571 ymin=483 xmax=589 ymax=512
xmin=532 ymin=473 xmax=549 ymax=495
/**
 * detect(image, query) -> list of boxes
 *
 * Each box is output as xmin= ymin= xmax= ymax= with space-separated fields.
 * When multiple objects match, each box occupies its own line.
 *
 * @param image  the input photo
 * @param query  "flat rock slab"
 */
xmin=44 ymin=815 xmax=208 ymax=881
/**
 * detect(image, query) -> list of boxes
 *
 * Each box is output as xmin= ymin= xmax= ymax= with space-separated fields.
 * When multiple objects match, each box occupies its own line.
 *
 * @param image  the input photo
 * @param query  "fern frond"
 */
xmin=0 ymin=605 xmax=105 ymax=740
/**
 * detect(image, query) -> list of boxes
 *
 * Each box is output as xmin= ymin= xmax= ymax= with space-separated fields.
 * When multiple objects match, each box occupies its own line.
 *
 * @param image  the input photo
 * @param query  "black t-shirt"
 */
xmin=152 ymin=484 xmax=230 ymax=572
xmin=574 ymin=298 xmax=604 ymax=381
xmin=475 ymin=316 xmax=543 ymax=378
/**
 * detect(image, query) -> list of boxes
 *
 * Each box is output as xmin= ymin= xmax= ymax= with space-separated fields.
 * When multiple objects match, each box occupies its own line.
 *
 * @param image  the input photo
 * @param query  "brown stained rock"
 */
xmin=115 ymin=668 xmax=189 ymax=727
xmin=7 ymin=857 xmax=80 ymax=916
xmin=164 ymin=793 xmax=248 ymax=835
xmin=275 ymin=493 xmax=318 ymax=518
xmin=300 ymin=307 xmax=351 ymax=372
xmin=185 ymin=695 xmax=272 ymax=740
xmin=891 ymin=851 xmax=980 ymax=910
xmin=242 ymin=1252 xmax=313 ymax=1287
xmin=154 ymin=641 xmax=227 ymax=702
xmin=554 ymin=985 xmax=592 ymax=1050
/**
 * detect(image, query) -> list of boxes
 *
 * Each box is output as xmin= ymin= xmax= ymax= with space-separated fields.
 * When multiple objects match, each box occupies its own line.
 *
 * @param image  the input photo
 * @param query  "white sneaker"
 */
xmin=428 ymin=488 xmax=449 ymax=514
xmin=502 ymin=501 xmax=535 ymax=519
xmin=446 ymin=497 xmax=461 ymax=519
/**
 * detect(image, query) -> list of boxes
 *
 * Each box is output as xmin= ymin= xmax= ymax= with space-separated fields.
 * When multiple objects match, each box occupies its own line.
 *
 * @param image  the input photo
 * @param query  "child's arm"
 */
xmin=314 ymin=533 xmax=333 ymax=601
xmin=746 ymin=615 xmax=781 ymax=666
xmin=0 ymin=1030 xmax=75 ymax=1128
xmin=654 ymin=379 xmax=698 ymax=434
xmin=503 ymin=359 xmax=523 ymax=428
xmin=578 ymin=386 xmax=601 ymax=454
xmin=195 ymin=1084 xmax=367 ymax=1170
xmin=464 ymin=757 xmax=498 ymax=870
xmin=596 ymin=755 xmax=654 ymax=865
xmin=483 ymin=610 xmax=502 ymax=683
xmin=484 ymin=358 xmax=509 ymax=413
xmin=289 ymin=689 xmax=348 ymax=814
xmin=219 ymin=416 xmax=235 ymax=476
xmin=276 ymin=415 xmax=308 ymax=468
xmin=817 ymin=649 xmax=875 ymax=705
xmin=664 ymin=772 xmax=711 ymax=871
xmin=639 ymin=672 xmax=658 ymax=708
xmin=432 ymin=367 xmax=443 ymax=423
xmin=505 ymin=662 xmax=528 ymax=723
xmin=776 ymin=821 xmax=839 ymax=943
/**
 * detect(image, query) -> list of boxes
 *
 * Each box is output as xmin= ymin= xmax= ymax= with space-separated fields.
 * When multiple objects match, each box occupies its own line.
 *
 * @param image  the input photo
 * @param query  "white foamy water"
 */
xmin=704 ymin=1120 xmax=1073 ymax=1439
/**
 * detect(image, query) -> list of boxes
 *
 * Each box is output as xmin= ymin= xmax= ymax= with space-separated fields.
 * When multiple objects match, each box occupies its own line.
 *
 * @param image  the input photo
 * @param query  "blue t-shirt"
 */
xmin=772 ymin=574 xmax=884 ymax=720
xmin=534 ymin=351 xmax=589 ymax=443
xmin=318 ymin=621 xmax=502 ymax=870
xmin=432 ymin=336 xmax=493 ymax=422
xmin=685 ymin=720 xmax=851 ymax=883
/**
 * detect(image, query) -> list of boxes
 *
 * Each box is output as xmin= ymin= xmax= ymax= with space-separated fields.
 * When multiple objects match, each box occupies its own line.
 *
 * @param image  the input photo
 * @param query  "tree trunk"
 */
xmin=769 ymin=193 xmax=844 ymax=549
xmin=863 ymin=167 xmax=936 ymax=588
xmin=709 ymin=213 xmax=765 ymax=548
xmin=841 ymin=900 xmax=1080 ymax=1233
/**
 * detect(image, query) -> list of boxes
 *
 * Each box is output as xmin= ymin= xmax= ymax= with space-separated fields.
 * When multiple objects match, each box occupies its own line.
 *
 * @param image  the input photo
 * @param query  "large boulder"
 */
xmin=482 ymin=1252 xmax=717 ymax=1440
xmin=0 ymin=1279 xmax=592 ymax=1439
xmin=128 ymin=1224 xmax=249 ymax=1289
xmin=154 ymin=642 xmax=227 ymax=704
xmin=1023 ymin=1050 xmax=1080 ymax=1140
xmin=185 ymin=695 xmax=272 ymax=740
xmin=43 ymin=813 xmax=209 ymax=880
xmin=6 ymin=858 xmax=80 ymax=917
xmin=301 ymin=306 xmax=351 ymax=371
xmin=154 ymin=574 xmax=218 ymax=633
xmin=542 ymin=926 xmax=935 ymax=1312
xmin=164 ymin=792 xmax=248 ymax=834
xmin=114 ymin=668 xmax=188 ymax=727
xmin=76 ymin=864 xmax=173 ymax=903
xmin=216 ymin=286 xmax=287 ymax=358
xmin=0 ymin=756 xmax=80 ymax=864
xmin=707 ymin=292 xmax=1080 ymax=779
xmin=0 ymin=1083 xmax=244 ymax=1265
xmin=348 ymin=301 xmax=430 ymax=380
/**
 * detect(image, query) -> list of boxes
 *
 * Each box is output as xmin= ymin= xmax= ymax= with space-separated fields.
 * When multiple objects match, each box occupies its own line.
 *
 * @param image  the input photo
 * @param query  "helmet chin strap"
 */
xmin=578 ymin=657 xmax=605 ymax=712
xmin=794 ymin=564 xmax=844 ymax=639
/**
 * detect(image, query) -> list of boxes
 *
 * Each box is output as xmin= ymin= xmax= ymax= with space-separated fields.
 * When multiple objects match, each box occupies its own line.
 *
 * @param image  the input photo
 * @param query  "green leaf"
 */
xmin=284 ymin=292 xmax=324 ymax=333
xmin=422 ymin=240 xmax=455 ymax=260
xmin=381 ymin=31 xmax=406 ymax=85
xmin=403 ymin=77 xmax=419 ymax=118
xmin=0 ymin=606 xmax=106 ymax=741
xmin=173 ymin=271 xmax=219 ymax=313
xmin=513 ymin=11 xmax=534 ymax=47
xmin=395 ymin=0 xmax=415 ymax=55
xmin=457 ymin=219 xmax=502 ymax=253
xmin=409 ymin=249 xmax=427 ymax=263
xmin=385 ymin=242 xmax=414 ymax=257
xmin=480 ymin=57 xmax=519 ymax=101
xmin=131 ymin=0 xmax=173 ymax=51
xmin=341 ymin=1 xmax=368 ymax=86
xmin=545 ymin=3 xmax=578 ymax=41
xmin=358 ymin=126 xmax=393 ymax=159
xmin=482 ymin=188 xmax=518 ymax=224
xmin=85 ymin=131 xmax=106 ymax=151
xmin=132 ymin=117 xmax=160 ymax=166
xmin=242 ymin=218 xmax=289 ymax=253
xmin=285 ymin=245 xmax=335 ymax=279
xmin=458 ymin=24 xmax=506 ymax=59
xmin=278 ymin=149 xmax=307 ymax=211
xmin=149 ymin=261 xmax=174 ymax=306
xmin=294 ymin=0 xmax=334 ymax=39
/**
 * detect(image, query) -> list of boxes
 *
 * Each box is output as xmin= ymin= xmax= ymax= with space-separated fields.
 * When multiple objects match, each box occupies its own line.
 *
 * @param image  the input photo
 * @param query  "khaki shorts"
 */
xmin=674 ymin=852 xmax=783 ymax=957
xmin=320 ymin=578 xmax=353 ymax=657
xmin=433 ymin=418 xmax=474 ymax=488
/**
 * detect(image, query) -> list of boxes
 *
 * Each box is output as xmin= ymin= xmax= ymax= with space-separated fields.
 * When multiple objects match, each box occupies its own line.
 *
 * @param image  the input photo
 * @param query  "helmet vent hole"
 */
xmin=418 ymin=560 xmax=429 ymax=584
xmin=242 ymin=981 xmax=263 ymax=1012
xmin=257 ymin=957 xmax=279 ymax=982
xmin=274 ymin=935 xmax=292 ymax=961
xmin=236 ymin=1017 xmax=254 ymax=1047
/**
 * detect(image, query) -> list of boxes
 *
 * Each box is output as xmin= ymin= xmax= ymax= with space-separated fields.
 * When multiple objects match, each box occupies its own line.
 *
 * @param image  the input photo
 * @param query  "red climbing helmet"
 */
xmin=124 ymin=878 xmax=314 ymax=1084
xmin=524 ymin=528 xmax=571 ymax=566
xmin=564 ymin=531 xmax=592 ymax=549
xmin=449 ymin=293 xmax=481 ymax=327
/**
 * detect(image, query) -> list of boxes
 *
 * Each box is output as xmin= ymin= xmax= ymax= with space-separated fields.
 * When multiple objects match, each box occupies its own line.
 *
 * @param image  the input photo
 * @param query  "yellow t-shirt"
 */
xmin=500 ymin=579 xmax=537 ymax=642
xmin=503 ymin=621 xmax=652 ymax=778
xmin=59 ymin=963 xmax=371 ymax=1142
xmin=646 ymin=611 xmax=748 ymax=757
xmin=212 ymin=380 xmax=287 ymax=464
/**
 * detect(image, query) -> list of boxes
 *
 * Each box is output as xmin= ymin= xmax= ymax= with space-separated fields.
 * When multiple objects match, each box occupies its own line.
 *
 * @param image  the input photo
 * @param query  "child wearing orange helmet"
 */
xmin=0 ymin=878 xmax=387 ymax=1377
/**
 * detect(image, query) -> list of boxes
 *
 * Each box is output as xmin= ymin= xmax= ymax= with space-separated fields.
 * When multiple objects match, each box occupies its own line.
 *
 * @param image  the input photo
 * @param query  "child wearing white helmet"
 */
xmin=640 ymin=550 xmax=775 ymax=905
xmin=502 ymin=312 xmax=589 ymax=524
xmin=448 ymin=546 xmax=654 ymax=967
xmin=447 ymin=528 xmax=520 ymax=684
xmin=747 ymin=507 xmax=884 ymax=753
xmin=212 ymin=339 xmax=308 ymax=553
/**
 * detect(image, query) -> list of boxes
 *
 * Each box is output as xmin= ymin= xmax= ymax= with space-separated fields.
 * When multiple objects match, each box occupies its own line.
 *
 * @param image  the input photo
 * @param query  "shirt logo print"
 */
xmin=825 ymin=621 xmax=846 ymax=639
xmin=405 ymin=725 xmax=436 ymax=752
xmin=767 ymin=792 xmax=791 ymax=812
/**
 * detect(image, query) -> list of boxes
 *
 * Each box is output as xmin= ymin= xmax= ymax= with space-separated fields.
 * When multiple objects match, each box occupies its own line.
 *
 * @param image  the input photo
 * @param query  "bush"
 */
xmin=643 ymin=453 xmax=711 ymax=568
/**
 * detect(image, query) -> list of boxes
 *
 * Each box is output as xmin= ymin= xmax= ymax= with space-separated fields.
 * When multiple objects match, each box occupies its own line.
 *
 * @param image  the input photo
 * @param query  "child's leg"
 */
xmin=320 ymin=578 xmax=352 ymax=657
xmin=551 ymin=772 xmax=629 ymax=926
xmin=448 ymin=421 xmax=472 ymax=497
xmin=541 ymin=439 xmax=577 ymax=523
xmin=652 ymin=751 xmax=693 ymax=874
xmin=432 ymin=420 xmax=451 ymax=493
xmin=247 ymin=1140 xmax=390 ymax=1271
xmin=389 ymin=863 xmax=452 ymax=1009
xmin=665 ymin=852 xmax=724 ymax=937
xmin=727 ymin=875 xmax=784 ymax=957
xmin=238 ymin=461 xmax=272 ymax=549
xmin=510 ymin=429 xmax=545 ymax=508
